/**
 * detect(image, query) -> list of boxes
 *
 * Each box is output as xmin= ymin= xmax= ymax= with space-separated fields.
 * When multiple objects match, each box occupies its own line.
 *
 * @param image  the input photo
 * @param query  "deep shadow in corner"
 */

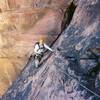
xmin=61 ymin=1 xmax=77 ymax=31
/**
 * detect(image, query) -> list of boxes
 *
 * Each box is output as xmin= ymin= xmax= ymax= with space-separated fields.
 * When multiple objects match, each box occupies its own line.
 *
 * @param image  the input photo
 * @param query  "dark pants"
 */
xmin=34 ymin=53 xmax=44 ymax=62
xmin=34 ymin=53 xmax=44 ymax=67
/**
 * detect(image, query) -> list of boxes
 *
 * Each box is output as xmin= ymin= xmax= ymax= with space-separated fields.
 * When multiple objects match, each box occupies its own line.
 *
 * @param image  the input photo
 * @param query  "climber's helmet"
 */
xmin=39 ymin=39 xmax=43 ymax=45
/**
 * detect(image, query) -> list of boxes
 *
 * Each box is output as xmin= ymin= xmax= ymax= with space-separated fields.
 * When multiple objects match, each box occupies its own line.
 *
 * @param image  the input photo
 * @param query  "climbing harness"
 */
xmin=34 ymin=42 xmax=45 ymax=55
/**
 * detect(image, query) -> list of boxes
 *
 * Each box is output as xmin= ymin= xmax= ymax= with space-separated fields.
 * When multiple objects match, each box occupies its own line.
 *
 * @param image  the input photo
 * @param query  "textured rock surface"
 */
xmin=0 ymin=0 xmax=73 ymax=96
xmin=1 ymin=0 xmax=100 ymax=100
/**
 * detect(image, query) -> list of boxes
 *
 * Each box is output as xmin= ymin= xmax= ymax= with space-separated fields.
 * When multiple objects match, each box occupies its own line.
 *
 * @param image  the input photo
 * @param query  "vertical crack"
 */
xmin=61 ymin=1 xmax=77 ymax=31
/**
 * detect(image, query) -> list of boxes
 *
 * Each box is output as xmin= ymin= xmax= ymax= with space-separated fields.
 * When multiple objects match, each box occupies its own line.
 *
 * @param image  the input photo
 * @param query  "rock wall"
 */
xmin=0 ymin=0 xmax=72 ymax=96
xmin=2 ymin=0 xmax=100 ymax=100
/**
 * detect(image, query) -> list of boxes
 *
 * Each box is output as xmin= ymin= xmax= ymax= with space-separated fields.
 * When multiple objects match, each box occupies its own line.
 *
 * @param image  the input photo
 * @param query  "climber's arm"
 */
xmin=44 ymin=43 xmax=53 ymax=52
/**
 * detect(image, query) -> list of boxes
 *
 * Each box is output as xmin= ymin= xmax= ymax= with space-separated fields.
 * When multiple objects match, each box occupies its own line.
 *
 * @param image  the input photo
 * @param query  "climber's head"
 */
xmin=39 ymin=39 xmax=43 ymax=45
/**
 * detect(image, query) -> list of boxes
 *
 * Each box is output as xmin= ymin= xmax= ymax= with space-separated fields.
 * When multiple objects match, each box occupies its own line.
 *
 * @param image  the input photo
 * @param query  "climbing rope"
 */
xmin=34 ymin=48 xmax=100 ymax=98
xmin=21 ymin=48 xmax=100 ymax=99
xmin=36 ymin=47 xmax=100 ymax=98
xmin=1 ymin=40 xmax=99 ymax=98
xmin=59 ymin=67 xmax=100 ymax=98
xmin=56 ymin=48 xmax=100 ymax=98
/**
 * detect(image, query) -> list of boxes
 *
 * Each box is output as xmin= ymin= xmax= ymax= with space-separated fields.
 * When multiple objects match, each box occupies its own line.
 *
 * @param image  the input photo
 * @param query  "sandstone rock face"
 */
xmin=2 ymin=0 xmax=100 ymax=100
xmin=0 ymin=0 xmax=73 ymax=96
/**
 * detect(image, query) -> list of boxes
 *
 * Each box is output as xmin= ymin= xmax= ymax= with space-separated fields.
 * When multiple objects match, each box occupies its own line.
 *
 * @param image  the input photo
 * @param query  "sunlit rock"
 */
xmin=0 ymin=0 xmax=71 ymax=96
xmin=2 ymin=0 xmax=100 ymax=100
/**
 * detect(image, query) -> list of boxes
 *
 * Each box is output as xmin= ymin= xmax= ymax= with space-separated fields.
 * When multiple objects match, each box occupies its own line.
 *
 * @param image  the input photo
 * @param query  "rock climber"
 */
xmin=33 ymin=39 xmax=53 ymax=67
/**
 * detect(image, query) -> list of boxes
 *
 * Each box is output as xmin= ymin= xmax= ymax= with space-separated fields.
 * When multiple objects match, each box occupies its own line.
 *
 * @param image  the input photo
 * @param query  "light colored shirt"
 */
xmin=34 ymin=43 xmax=53 ymax=55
